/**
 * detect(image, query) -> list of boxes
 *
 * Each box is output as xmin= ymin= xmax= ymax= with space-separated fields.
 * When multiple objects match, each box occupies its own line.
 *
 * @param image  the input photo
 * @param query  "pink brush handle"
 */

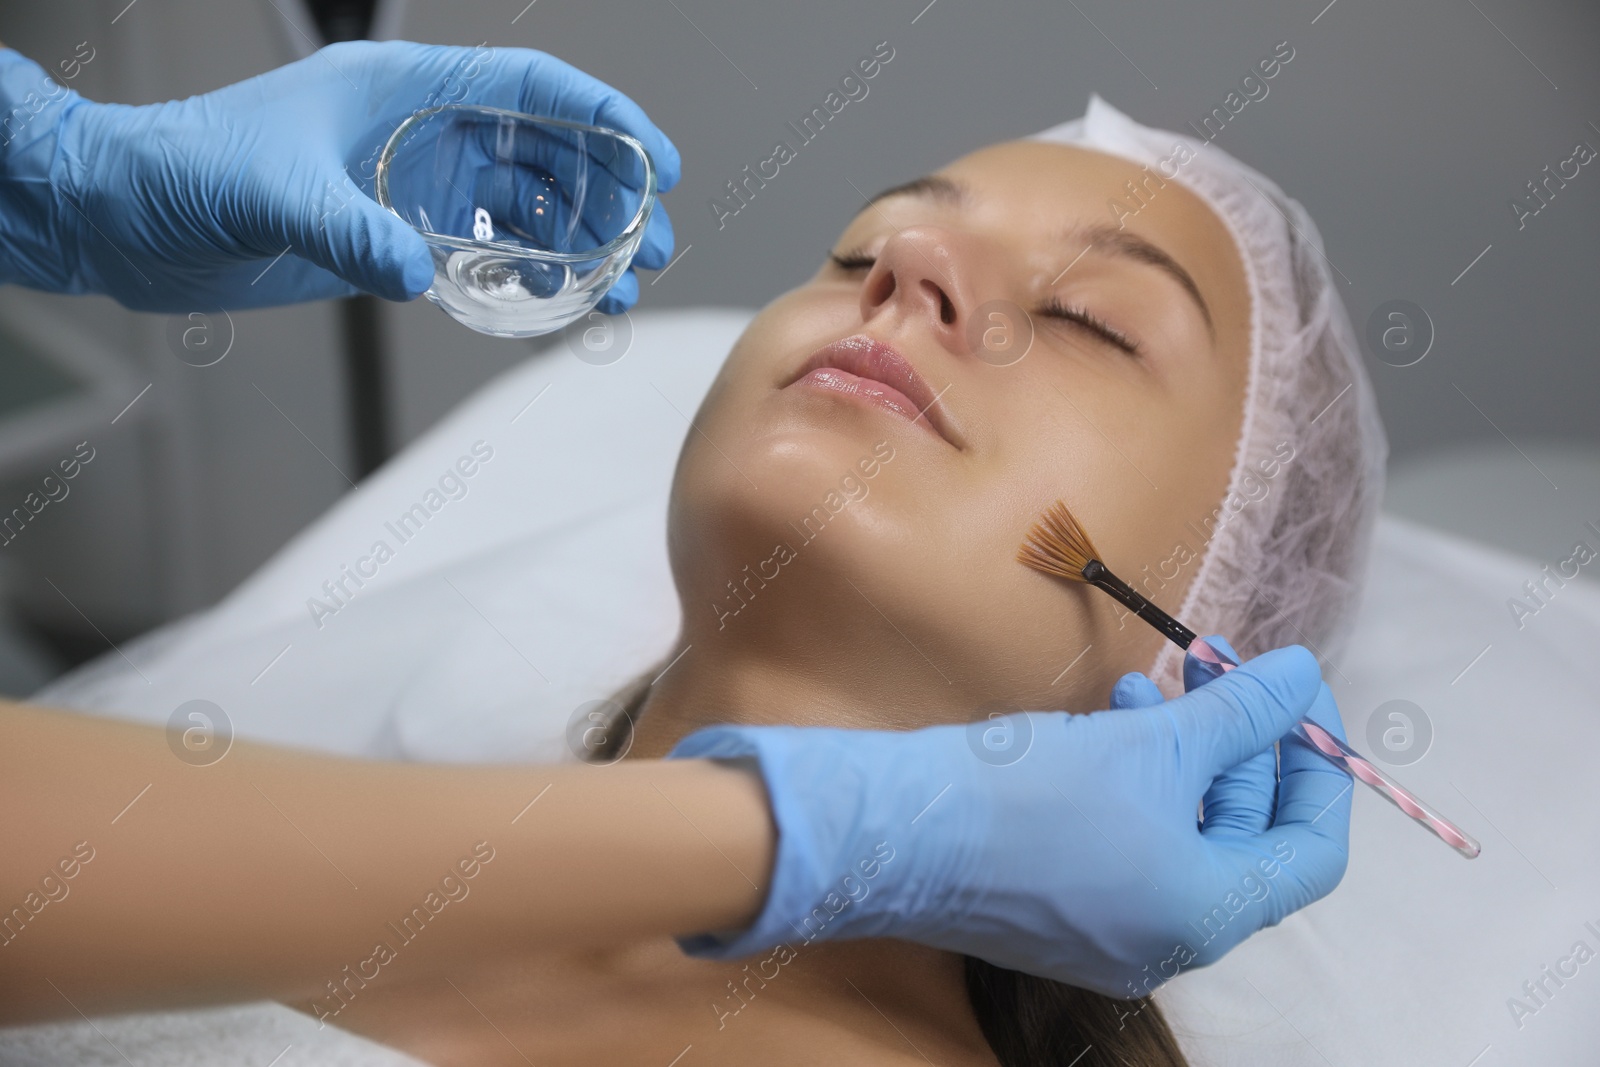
xmin=1190 ymin=638 xmax=1481 ymax=859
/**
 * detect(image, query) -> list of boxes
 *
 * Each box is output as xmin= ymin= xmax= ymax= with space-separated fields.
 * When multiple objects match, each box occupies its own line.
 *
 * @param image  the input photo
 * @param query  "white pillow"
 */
xmin=35 ymin=308 xmax=752 ymax=762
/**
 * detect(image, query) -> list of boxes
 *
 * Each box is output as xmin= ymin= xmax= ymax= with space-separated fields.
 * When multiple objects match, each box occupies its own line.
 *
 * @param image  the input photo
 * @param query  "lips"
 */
xmin=787 ymin=335 xmax=959 ymax=447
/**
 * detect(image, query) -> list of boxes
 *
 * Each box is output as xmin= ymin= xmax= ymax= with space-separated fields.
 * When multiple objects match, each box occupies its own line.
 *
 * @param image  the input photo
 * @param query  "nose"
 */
xmin=858 ymin=226 xmax=981 ymax=358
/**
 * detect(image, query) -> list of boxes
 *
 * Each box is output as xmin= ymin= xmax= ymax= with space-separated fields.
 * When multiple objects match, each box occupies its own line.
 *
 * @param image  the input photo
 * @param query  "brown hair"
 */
xmin=965 ymin=958 xmax=1187 ymax=1066
xmin=593 ymin=674 xmax=1189 ymax=1067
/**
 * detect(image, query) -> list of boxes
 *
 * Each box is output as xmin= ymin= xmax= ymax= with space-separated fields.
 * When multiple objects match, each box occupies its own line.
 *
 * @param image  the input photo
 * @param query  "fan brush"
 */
xmin=1018 ymin=499 xmax=1480 ymax=859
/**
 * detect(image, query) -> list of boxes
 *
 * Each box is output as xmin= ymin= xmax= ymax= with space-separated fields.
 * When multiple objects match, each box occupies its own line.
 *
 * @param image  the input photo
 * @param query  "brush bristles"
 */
xmin=1017 ymin=500 xmax=1101 ymax=581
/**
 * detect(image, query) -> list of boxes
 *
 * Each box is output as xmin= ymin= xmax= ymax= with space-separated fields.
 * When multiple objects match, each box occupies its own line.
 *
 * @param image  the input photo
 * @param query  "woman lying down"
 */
xmin=0 ymin=96 xmax=1376 ymax=1064
xmin=310 ymin=97 xmax=1384 ymax=1065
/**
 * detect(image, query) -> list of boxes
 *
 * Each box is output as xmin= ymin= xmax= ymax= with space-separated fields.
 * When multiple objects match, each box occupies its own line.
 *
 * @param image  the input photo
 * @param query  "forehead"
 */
xmin=927 ymin=141 xmax=1251 ymax=345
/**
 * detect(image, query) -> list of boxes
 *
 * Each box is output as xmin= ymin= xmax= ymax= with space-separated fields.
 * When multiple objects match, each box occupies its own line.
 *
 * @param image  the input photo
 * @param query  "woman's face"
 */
xmin=665 ymin=140 xmax=1251 ymax=723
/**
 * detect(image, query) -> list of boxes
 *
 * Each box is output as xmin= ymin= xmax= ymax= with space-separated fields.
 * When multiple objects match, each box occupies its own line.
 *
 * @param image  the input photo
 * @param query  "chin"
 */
xmin=666 ymin=423 xmax=912 ymax=637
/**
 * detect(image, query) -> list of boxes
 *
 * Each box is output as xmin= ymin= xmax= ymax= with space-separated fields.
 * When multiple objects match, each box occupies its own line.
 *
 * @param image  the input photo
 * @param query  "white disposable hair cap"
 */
xmin=1028 ymin=95 xmax=1388 ymax=697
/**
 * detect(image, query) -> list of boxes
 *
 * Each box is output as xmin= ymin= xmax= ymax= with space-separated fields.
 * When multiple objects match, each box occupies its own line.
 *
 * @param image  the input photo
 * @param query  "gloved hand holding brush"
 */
xmin=667 ymin=639 xmax=1352 ymax=997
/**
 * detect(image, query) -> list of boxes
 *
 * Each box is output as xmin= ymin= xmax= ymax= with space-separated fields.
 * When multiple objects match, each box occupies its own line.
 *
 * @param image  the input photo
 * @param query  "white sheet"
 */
xmin=17 ymin=308 xmax=1600 ymax=1065
xmin=1156 ymin=513 xmax=1600 ymax=1065
xmin=0 ymin=1002 xmax=429 ymax=1067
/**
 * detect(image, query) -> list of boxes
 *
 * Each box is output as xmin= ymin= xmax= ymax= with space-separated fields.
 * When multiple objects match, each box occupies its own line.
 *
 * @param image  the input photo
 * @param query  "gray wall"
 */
xmin=0 ymin=0 xmax=1595 ymax=663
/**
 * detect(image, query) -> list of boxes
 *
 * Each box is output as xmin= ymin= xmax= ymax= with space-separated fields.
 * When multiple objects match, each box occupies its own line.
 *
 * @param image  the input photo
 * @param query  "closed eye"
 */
xmin=827 ymin=249 xmax=1142 ymax=357
xmin=828 ymin=250 xmax=876 ymax=271
xmin=1037 ymin=297 xmax=1141 ymax=357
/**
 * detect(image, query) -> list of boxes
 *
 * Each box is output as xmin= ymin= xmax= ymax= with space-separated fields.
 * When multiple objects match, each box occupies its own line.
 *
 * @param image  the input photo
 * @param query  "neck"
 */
xmin=623 ymin=640 xmax=997 ymax=1061
xmin=627 ymin=642 xmax=919 ymax=758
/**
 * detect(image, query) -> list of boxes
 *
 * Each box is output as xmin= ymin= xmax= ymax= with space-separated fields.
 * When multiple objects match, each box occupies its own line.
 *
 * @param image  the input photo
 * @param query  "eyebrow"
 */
xmin=861 ymin=174 xmax=969 ymax=211
xmin=857 ymin=174 xmax=1214 ymax=332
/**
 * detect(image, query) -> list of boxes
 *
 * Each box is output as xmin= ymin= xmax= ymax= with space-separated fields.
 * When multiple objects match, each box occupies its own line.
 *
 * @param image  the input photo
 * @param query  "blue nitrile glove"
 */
xmin=0 ymin=42 xmax=678 ymax=312
xmin=667 ymin=642 xmax=1354 ymax=998
xmin=1110 ymin=634 xmax=1353 ymax=845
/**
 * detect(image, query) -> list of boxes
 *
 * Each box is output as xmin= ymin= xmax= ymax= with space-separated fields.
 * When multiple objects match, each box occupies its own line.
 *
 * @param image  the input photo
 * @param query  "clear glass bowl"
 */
xmin=375 ymin=104 xmax=657 ymax=338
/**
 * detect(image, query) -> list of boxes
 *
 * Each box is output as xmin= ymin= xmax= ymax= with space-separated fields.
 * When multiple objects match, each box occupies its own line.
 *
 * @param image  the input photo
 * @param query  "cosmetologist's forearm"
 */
xmin=0 ymin=699 xmax=773 ymax=1024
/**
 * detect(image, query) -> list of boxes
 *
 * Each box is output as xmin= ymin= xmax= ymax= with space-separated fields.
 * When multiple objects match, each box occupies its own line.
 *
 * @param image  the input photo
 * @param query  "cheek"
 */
xmin=1112 ymin=403 xmax=1235 ymax=574
xmin=922 ymin=410 xmax=1151 ymax=700
xmin=1103 ymin=385 xmax=1238 ymax=614
xmin=954 ymin=369 xmax=1239 ymax=689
